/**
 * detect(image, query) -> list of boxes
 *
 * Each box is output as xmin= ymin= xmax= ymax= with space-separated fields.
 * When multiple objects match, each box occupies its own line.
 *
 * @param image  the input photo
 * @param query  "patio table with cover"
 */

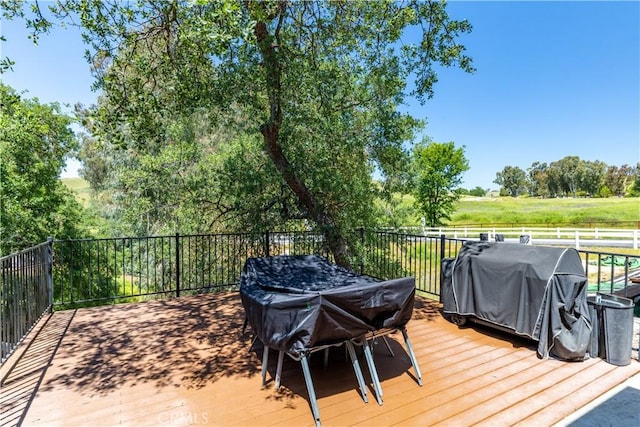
xmin=239 ymin=255 xmax=422 ymax=426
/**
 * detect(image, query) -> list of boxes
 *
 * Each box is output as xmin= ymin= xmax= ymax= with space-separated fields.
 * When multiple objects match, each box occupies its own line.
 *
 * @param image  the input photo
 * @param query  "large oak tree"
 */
xmin=4 ymin=0 xmax=474 ymax=266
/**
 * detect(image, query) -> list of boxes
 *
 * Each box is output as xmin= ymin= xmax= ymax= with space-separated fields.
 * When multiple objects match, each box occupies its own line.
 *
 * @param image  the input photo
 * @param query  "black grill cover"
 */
xmin=442 ymin=242 xmax=591 ymax=361
xmin=240 ymin=255 xmax=415 ymax=355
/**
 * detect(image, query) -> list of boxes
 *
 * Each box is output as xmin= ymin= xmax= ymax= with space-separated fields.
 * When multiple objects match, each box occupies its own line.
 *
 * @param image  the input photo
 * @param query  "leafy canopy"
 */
xmin=3 ymin=0 xmax=474 ymax=265
xmin=412 ymin=139 xmax=469 ymax=227
xmin=0 ymin=83 xmax=87 ymax=254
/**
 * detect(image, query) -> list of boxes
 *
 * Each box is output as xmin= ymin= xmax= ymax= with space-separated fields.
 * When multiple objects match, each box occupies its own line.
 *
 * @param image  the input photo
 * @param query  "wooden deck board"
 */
xmin=1 ymin=292 xmax=638 ymax=427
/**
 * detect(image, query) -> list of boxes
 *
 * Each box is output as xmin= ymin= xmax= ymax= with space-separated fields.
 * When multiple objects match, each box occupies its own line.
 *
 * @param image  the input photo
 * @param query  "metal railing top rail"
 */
xmin=0 ymin=239 xmax=53 ymax=261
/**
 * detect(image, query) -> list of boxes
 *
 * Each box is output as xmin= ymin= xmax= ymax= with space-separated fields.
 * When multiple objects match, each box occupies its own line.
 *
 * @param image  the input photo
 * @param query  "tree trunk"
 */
xmin=252 ymin=13 xmax=352 ymax=269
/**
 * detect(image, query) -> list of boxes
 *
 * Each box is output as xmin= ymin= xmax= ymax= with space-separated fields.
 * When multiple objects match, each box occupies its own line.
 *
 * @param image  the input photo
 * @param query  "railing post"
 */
xmin=175 ymin=233 xmax=180 ymax=298
xmin=359 ymin=227 xmax=364 ymax=276
xmin=634 ymin=230 xmax=638 ymax=250
xmin=439 ymin=234 xmax=446 ymax=302
xmin=265 ymin=231 xmax=270 ymax=257
xmin=574 ymin=230 xmax=580 ymax=250
xmin=47 ymin=237 xmax=54 ymax=313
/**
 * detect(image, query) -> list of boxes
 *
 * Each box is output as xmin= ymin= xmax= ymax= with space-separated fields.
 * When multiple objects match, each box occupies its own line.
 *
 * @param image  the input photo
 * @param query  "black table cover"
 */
xmin=240 ymin=255 xmax=415 ymax=355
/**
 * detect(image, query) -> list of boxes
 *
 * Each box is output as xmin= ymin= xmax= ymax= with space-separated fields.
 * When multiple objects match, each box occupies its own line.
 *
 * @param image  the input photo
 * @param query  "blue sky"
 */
xmin=1 ymin=1 xmax=639 ymax=189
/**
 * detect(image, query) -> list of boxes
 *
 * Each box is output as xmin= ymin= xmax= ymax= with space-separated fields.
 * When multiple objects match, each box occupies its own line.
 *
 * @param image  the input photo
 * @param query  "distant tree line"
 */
xmin=494 ymin=156 xmax=640 ymax=198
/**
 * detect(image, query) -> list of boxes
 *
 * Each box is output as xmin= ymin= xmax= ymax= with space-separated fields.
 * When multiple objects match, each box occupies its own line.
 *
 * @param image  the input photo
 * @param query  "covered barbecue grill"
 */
xmin=441 ymin=241 xmax=591 ymax=361
xmin=240 ymin=255 xmax=421 ymax=426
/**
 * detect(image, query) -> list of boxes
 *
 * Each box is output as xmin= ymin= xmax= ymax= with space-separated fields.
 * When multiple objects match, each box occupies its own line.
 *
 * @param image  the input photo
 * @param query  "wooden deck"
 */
xmin=1 ymin=292 xmax=639 ymax=427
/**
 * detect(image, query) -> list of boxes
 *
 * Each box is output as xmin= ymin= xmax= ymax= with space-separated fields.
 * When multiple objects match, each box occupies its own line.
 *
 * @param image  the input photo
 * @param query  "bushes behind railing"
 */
xmin=7 ymin=230 xmax=640 ymax=321
xmin=52 ymin=231 xmax=338 ymax=308
xmin=52 ymin=230 xmax=469 ymax=308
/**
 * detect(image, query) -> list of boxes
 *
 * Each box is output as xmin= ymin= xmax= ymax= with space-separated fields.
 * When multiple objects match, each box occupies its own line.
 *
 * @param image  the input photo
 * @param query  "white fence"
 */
xmin=406 ymin=227 xmax=639 ymax=250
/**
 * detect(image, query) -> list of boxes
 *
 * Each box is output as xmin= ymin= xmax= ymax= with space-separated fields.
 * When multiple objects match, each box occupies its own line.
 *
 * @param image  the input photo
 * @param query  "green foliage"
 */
xmin=0 ymin=83 xmax=89 ymax=254
xmin=411 ymin=139 xmax=469 ymax=227
xmin=3 ymin=0 xmax=475 ymax=267
xmin=494 ymin=165 xmax=527 ymax=197
xmin=468 ymin=186 xmax=487 ymax=197
xmin=626 ymin=166 xmax=640 ymax=197
xmin=374 ymin=192 xmax=419 ymax=228
xmin=505 ymin=158 xmax=639 ymax=199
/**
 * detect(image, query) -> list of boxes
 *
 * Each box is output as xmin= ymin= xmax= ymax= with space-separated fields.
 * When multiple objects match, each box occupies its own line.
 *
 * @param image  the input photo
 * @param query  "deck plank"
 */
xmin=0 ymin=292 xmax=637 ymax=427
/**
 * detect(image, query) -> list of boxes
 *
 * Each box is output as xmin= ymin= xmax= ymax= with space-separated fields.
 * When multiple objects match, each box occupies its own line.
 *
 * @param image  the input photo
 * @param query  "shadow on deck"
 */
xmin=1 ymin=293 xmax=639 ymax=426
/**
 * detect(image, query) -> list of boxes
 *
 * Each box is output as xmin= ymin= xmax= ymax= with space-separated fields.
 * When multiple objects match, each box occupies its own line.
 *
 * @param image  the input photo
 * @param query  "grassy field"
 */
xmin=63 ymin=176 xmax=639 ymax=229
xmin=61 ymin=177 xmax=91 ymax=206
xmin=451 ymin=196 xmax=639 ymax=229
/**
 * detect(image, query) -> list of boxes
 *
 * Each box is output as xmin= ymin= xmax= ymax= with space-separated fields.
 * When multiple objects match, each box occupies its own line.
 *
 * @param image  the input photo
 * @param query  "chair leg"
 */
xmin=362 ymin=339 xmax=383 ymax=405
xmin=401 ymin=328 xmax=423 ymax=386
xmin=248 ymin=335 xmax=258 ymax=353
xmin=346 ymin=341 xmax=368 ymax=403
xmin=275 ymin=350 xmax=284 ymax=390
xmin=261 ymin=346 xmax=270 ymax=387
xmin=300 ymin=353 xmax=322 ymax=427
xmin=382 ymin=335 xmax=395 ymax=357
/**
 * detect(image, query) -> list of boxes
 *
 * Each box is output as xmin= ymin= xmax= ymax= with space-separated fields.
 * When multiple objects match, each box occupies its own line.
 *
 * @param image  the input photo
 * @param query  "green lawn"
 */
xmin=451 ymin=196 xmax=640 ymax=228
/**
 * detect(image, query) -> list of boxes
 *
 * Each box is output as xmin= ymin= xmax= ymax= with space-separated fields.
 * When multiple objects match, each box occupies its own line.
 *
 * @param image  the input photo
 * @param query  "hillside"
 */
xmin=61 ymin=177 xmax=91 ymax=206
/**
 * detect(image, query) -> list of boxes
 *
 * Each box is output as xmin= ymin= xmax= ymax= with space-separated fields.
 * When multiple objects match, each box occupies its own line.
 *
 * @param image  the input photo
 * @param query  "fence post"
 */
xmin=175 ymin=233 xmax=180 ymax=298
xmin=634 ymin=230 xmax=638 ymax=250
xmin=574 ymin=230 xmax=580 ymax=250
xmin=359 ymin=227 xmax=364 ymax=275
xmin=47 ymin=237 xmax=54 ymax=313
xmin=265 ymin=231 xmax=270 ymax=257
xmin=439 ymin=234 xmax=446 ymax=302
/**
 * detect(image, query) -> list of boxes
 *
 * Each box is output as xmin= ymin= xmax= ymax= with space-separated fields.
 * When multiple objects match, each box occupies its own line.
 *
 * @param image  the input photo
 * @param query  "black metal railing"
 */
xmin=3 ymin=229 xmax=639 ymax=365
xmin=581 ymin=249 xmax=640 ymax=295
xmin=52 ymin=231 xmax=332 ymax=308
xmin=360 ymin=230 xmax=465 ymax=297
xmin=49 ymin=230 xmax=640 ymax=308
xmin=52 ymin=230 xmax=463 ymax=306
xmin=1 ymin=239 xmax=53 ymax=363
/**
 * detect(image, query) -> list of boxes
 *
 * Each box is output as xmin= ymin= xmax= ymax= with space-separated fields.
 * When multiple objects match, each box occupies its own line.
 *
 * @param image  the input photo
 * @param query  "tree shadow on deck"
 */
xmin=37 ymin=292 xmax=260 ymax=395
xmin=0 ymin=310 xmax=76 ymax=427
xmin=412 ymin=296 xmax=442 ymax=321
xmin=2 ymin=292 xmax=444 ymax=426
